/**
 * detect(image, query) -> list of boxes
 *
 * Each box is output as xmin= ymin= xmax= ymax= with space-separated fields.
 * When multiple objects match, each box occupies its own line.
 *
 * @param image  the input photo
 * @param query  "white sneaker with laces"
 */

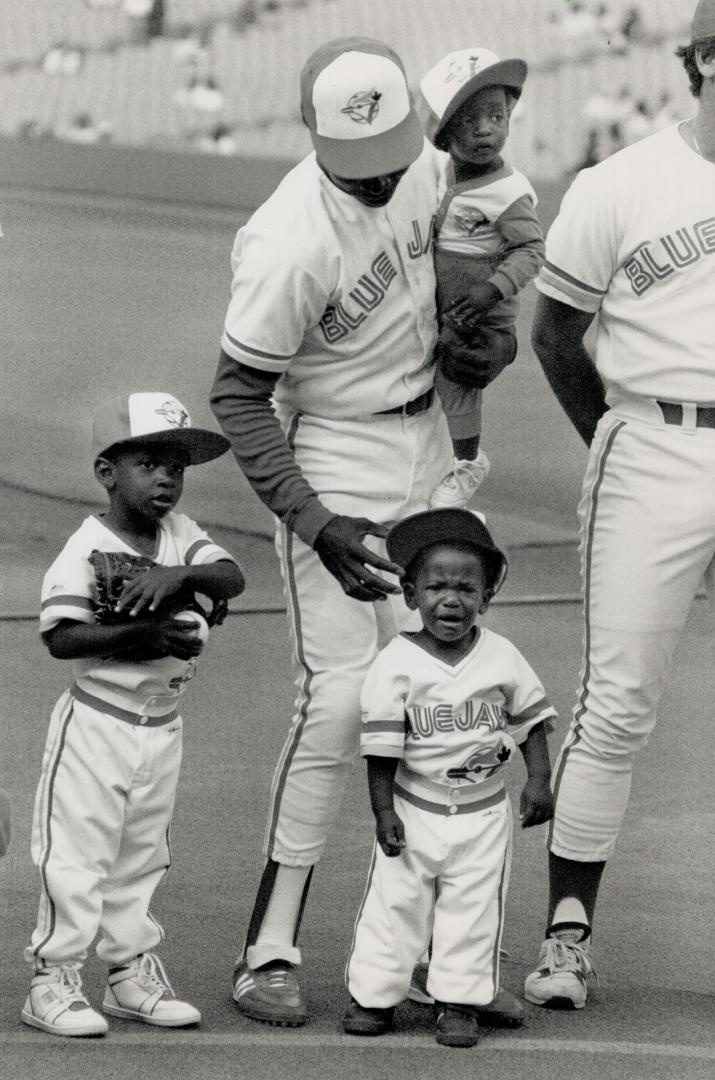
xmin=103 ymin=952 xmax=201 ymax=1027
xmin=429 ymin=451 xmax=491 ymax=509
xmin=21 ymin=963 xmax=108 ymax=1037
xmin=524 ymin=933 xmax=595 ymax=1009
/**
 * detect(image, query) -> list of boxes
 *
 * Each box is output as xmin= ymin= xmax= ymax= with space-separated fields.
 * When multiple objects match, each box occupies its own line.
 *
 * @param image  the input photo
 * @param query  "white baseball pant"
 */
xmin=346 ymin=788 xmax=512 ymax=1008
xmin=549 ymin=395 xmax=715 ymax=862
xmin=263 ymin=401 xmax=452 ymax=869
xmin=27 ymin=691 xmax=182 ymax=967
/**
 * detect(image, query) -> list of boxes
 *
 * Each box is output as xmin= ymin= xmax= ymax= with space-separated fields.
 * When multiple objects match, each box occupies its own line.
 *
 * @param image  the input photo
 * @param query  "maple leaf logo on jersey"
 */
xmin=454 ymin=207 xmax=490 ymax=236
xmin=155 ymin=400 xmax=189 ymax=428
xmin=341 ymin=89 xmax=382 ymax=125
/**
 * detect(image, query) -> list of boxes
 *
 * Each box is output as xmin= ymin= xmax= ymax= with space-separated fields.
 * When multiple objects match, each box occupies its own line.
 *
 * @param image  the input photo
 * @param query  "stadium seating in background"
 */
xmin=0 ymin=0 xmax=698 ymax=177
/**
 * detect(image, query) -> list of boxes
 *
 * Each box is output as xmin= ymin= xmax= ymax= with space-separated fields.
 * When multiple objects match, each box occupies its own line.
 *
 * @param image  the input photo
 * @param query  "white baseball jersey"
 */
xmin=360 ymin=627 xmax=556 ymax=790
xmin=40 ymin=512 xmax=235 ymax=717
xmin=221 ymin=142 xmax=446 ymax=418
xmin=537 ymin=122 xmax=715 ymax=404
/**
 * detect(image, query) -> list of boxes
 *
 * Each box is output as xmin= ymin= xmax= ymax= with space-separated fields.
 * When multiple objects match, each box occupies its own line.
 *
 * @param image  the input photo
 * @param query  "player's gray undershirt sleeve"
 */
xmin=210 ymin=350 xmax=336 ymax=547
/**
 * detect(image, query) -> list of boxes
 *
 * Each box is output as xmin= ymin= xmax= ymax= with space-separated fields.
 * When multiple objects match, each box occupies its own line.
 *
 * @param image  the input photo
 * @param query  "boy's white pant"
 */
xmin=346 ymin=789 xmax=512 ymax=1008
xmin=26 ymin=691 xmax=182 ymax=967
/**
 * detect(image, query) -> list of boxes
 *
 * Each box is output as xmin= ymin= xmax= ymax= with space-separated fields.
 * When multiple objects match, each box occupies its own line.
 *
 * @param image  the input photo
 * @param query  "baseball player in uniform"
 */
xmin=343 ymin=509 xmax=555 ymax=1047
xmin=524 ymin=0 xmax=715 ymax=1010
xmin=24 ymin=393 xmax=243 ymax=1037
xmin=210 ymin=36 xmax=522 ymax=1027
xmin=418 ymin=48 xmax=545 ymax=509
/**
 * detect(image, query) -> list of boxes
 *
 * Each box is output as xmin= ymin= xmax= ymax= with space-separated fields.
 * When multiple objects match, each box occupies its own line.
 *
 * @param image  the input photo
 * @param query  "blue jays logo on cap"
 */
xmin=155 ymin=400 xmax=189 ymax=428
xmin=341 ymin=89 xmax=382 ymax=125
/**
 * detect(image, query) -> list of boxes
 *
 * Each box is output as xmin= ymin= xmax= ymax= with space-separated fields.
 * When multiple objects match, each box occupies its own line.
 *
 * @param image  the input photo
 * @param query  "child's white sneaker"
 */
xmin=21 ymin=963 xmax=108 ymax=1037
xmin=429 ymin=450 xmax=491 ymax=509
xmin=103 ymin=951 xmax=201 ymax=1027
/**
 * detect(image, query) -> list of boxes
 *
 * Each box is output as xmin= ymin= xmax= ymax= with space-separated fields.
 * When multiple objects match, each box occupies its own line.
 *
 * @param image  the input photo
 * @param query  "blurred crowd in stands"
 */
xmin=4 ymin=0 xmax=693 ymax=170
xmin=573 ymin=85 xmax=682 ymax=169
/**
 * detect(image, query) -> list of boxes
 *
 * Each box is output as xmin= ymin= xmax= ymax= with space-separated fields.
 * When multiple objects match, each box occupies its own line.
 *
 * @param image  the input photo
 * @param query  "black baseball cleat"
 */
xmin=434 ymin=1002 xmax=481 ymax=1048
xmin=342 ymin=998 xmax=394 ymax=1036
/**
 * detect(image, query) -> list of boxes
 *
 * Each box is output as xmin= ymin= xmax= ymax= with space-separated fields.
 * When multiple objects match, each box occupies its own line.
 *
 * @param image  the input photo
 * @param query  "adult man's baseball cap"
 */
xmin=691 ymin=0 xmax=715 ymax=41
xmin=300 ymin=36 xmax=424 ymax=179
xmin=420 ymin=48 xmax=527 ymax=150
xmin=386 ymin=507 xmax=508 ymax=593
xmin=93 ymin=392 xmax=230 ymax=464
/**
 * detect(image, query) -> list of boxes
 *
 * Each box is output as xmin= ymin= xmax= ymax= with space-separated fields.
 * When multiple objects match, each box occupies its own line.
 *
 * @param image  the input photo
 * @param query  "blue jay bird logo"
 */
xmin=342 ymin=89 xmax=382 ymax=125
xmin=155 ymin=401 xmax=190 ymax=428
xmin=446 ymin=741 xmax=512 ymax=783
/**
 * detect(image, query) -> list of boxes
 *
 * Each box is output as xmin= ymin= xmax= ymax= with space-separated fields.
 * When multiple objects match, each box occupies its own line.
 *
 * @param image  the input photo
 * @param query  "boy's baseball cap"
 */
xmin=419 ymin=48 xmax=527 ymax=150
xmin=386 ymin=507 xmax=508 ymax=593
xmin=691 ymin=0 xmax=715 ymax=41
xmin=300 ymin=36 xmax=424 ymax=179
xmin=92 ymin=392 xmax=230 ymax=465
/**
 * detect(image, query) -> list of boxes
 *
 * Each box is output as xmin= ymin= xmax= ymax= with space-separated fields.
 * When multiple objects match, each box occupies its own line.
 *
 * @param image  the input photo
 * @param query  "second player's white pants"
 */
xmin=263 ymin=401 xmax=451 ymax=871
xmin=346 ymin=789 xmax=512 ymax=1008
xmin=549 ymin=397 xmax=715 ymax=862
xmin=26 ymin=691 xmax=182 ymax=967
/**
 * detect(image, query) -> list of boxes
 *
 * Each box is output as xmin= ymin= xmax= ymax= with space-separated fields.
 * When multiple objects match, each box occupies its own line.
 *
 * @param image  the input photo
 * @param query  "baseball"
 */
xmin=174 ymin=609 xmax=210 ymax=648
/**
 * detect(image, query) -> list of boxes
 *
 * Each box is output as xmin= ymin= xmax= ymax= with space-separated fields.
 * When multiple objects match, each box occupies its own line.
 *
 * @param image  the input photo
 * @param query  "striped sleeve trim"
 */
xmin=359 ymin=743 xmax=403 ymax=759
xmin=185 ymin=539 xmax=237 ymax=565
xmin=221 ymin=329 xmax=292 ymax=373
xmin=507 ymin=697 xmax=553 ymax=725
xmin=41 ymin=594 xmax=93 ymax=612
xmin=362 ymin=719 xmax=407 ymax=735
xmin=536 ymin=261 xmax=604 ymax=313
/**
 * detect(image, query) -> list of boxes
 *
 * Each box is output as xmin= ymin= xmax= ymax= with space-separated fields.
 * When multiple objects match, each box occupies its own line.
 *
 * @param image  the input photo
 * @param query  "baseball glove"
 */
xmin=88 ymin=549 xmax=228 ymax=660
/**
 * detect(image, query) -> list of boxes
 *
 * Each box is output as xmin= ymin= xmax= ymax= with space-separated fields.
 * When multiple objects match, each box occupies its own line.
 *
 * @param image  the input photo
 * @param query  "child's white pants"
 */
xmin=26 ymin=690 xmax=182 ymax=967
xmin=346 ymin=787 xmax=512 ymax=1008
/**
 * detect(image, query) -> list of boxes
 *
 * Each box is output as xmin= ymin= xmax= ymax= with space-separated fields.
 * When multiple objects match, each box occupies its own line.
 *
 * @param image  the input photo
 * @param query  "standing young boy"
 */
xmin=23 ymin=392 xmax=244 ymax=1037
xmin=343 ymin=508 xmax=555 ymax=1048
xmin=419 ymin=49 xmax=545 ymax=508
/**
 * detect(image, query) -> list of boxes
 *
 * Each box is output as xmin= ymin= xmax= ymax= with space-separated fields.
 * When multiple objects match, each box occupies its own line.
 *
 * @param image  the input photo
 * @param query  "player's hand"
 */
xmin=444 ymin=283 xmax=501 ymax=331
xmin=150 ymin=615 xmax=205 ymax=661
xmin=375 ymin=809 xmax=406 ymax=857
xmin=437 ymin=327 xmax=493 ymax=389
xmin=519 ymin=777 xmax=554 ymax=829
xmin=115 ymin=566 xmax=193 ymax=617
xmin=314 ymin=516 xmax=403 ymax=602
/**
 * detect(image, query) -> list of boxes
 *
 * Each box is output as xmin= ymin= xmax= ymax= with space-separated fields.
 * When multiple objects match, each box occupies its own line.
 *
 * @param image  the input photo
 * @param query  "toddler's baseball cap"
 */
xmin=300 ymin=36 xmax=424 ymax=179
xmin=691 ymin=0 xmax=715 ymax=41
xmin=387 ymin=507 xmax=508 ymax=593
xmin=92 ymin=392 xmax=230 ymax=465
xmin=419 ymin=48 xmax=527 ymax=150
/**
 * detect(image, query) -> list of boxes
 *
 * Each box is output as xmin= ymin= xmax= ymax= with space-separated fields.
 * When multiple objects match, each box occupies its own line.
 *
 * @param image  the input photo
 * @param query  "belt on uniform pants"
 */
xmin=657 ymin=401 xmax=715 ymax=429
xmin=375 ymin=387 xmax=434 ymax=417
xmin=71 ymin=683 xmax=179 ymax=727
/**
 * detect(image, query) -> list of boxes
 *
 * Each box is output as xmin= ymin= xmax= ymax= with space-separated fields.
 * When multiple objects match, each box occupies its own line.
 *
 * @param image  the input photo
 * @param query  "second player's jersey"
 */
xmin=221 ymin=143 xmax=447 ymax=419
xmin=40 ymin=512 xmax=235 ymax=716
xmin=537 ymin=122 xmax=715 ymax=403
xmin=360 ymin=627 xmax=556 ymax=788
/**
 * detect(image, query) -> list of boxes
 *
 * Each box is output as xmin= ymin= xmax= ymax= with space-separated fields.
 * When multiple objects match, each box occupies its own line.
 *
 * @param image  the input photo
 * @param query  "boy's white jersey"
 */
xmin=221 ymin=144 xmax=447 ymax=419
xmin=360 ymin=627 xmax=555 ymax=787
xmin=40 ymin=512 xmax=235 ymax=716
xmin=537 ymin=123 xmax=715 ymax=404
